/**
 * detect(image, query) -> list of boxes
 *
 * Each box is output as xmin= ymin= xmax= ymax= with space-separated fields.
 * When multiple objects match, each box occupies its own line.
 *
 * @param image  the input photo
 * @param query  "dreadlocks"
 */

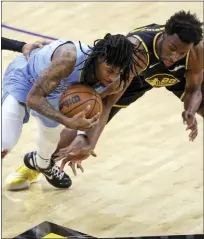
xmin=79 ymin=33 xmax=145 ymax=87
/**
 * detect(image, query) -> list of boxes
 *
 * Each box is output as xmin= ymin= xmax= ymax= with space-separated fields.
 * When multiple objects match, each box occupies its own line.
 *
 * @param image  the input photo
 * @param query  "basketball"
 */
xmin=59 ymin=84 xmax=103 ymax=118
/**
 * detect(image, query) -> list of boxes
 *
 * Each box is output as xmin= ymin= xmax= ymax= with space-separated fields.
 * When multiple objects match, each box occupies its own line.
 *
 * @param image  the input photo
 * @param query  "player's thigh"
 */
xmin=2 ymin=93 xmax=28 ymax=151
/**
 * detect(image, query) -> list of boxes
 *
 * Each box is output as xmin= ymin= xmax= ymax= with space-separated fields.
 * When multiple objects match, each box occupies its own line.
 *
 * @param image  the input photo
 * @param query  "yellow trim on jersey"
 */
xmin=130 ymin=26 xmax=164 ymax=34
xmin=113 ymin=104 xmax=128 ymax=108
xmin=180 ymin=92 xmax=185 ymax=101
xmin=185 ymin=50 xmax=190 ymax=70
xmin=145 ymin=73 xmax=178 ymax=78
xmin=153 ymin=32 xmax=162 ymax=60
xmin=132 ymin=34 xmax=150 ymax=70
xmin=130 ymin=27 xmax=148 ymax=33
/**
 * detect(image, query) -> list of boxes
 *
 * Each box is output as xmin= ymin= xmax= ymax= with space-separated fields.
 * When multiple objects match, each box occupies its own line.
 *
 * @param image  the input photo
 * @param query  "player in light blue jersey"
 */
xmin=2 ymin=33 xmax=139 ymax=190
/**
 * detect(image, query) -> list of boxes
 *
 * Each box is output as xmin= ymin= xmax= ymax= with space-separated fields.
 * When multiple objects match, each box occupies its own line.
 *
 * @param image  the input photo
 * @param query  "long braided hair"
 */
xmin=78 ymin=33 xmax=147 ymax=87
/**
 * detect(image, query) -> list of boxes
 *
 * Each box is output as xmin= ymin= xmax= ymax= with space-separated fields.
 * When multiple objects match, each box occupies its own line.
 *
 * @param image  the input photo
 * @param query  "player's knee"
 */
xmin=2 ymin=132 xmax=21 ymax=152
xmin=2 ymin=113 xmax=24 ymax=152
xmin=1 ymin=149 xmax=9 ymax=159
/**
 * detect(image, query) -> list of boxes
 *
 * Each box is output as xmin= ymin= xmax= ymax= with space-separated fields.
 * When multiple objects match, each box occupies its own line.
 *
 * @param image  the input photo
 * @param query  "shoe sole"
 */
xmin=5 ymin=176 xmax=41 ymax=191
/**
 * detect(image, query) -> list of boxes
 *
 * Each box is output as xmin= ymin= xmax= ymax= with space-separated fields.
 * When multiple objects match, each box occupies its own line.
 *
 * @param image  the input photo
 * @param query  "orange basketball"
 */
xmin=59 ymin=84 xmax=103 ymax=118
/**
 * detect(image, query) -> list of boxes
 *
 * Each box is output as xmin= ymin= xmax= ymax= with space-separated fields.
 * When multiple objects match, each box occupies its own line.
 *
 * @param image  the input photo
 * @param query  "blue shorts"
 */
xmin=2 ymin=55 xmax=62 ymax=128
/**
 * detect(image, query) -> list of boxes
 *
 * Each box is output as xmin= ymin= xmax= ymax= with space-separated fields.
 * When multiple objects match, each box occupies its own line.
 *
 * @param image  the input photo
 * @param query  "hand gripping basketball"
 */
xmin=68 ymin=105 xmax=101 ymax=131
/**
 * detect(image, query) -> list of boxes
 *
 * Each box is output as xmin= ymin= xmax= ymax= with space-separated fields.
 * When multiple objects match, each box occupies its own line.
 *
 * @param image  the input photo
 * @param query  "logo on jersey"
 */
xmin=149 ymin=62 xmax=160 ymax=68
xmin=145 ymin=74 xmax=179 ymax=87
xmin=168 ymin=65 xmax=185 ymax=72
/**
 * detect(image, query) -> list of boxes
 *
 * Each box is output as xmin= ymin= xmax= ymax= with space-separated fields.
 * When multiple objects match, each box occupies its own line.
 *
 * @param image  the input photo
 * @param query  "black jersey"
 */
xmin=127 ymin=24 xmax=190 ymax=87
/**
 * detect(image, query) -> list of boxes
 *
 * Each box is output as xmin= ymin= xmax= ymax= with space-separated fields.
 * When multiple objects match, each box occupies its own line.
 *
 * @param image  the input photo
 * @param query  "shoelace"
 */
xmin=28 ymin=152 xmax=64 ymax=180
xmin=48 ymin=165 xmax=65 ymax=180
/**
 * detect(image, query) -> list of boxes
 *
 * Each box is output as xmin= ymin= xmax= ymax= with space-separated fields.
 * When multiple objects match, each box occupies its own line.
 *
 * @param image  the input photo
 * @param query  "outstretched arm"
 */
xmin=182 ymin=42 xmax=203 ymax=141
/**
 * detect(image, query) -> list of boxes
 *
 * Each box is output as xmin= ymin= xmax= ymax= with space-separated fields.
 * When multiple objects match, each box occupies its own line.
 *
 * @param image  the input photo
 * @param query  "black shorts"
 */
xmin=108 ymin=73 xmax=204 ymax=122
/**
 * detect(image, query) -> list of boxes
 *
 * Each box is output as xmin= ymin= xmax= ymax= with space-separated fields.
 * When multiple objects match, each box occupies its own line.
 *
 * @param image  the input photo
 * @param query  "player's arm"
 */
xmin=1 ymin=37 xmax=26 ymax=52
xmin=2 ymin=36 xmax=52 ymax=59
xmin=181 ymin=42 xmax=203 ymax=141
xmin=183 ymin=42 xmax=203 ymax=116
xmin=87 ymin=37 xmax=148 ymax=150
xmin=202 ymin=40 xmax=204 ymax=70
xmin=55 ymin=37 xmax=149 ymax=166
xmin=27 ymin=43 xmax=99 ymax=130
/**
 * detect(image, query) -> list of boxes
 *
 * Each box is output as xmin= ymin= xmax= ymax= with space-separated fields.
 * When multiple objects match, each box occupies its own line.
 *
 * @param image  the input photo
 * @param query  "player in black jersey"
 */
xmin=110 ymin=12 xmax=204 ymax=138
xmin=54 ymin=10 xmax=203 ymax=172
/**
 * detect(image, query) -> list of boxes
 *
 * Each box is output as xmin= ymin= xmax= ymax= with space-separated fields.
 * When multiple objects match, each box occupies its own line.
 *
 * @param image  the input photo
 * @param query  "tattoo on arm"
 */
xmin=27 ymin=43 xmax=76 ymax=124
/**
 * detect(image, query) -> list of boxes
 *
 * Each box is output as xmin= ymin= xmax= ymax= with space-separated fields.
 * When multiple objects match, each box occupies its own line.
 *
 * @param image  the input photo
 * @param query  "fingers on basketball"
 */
xmin=75 ymin=105 xmax=91 ymax=118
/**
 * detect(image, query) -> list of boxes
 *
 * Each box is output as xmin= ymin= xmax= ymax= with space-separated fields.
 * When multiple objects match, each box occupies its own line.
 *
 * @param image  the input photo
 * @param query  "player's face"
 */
xmin=95 ymin=60 xmax=123 ymax=86
xmin=160 ymin=32 xmax=193 ymax=67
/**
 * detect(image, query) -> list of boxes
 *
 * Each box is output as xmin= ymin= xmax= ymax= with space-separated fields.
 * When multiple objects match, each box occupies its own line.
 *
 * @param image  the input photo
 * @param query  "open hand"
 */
xmin=182 ymin=110 xmax=198 ymax=141
xmin=22 ymin=39 xmax=52 ymax=59
xmin=54 ymin=134 xmax=97 ymax=173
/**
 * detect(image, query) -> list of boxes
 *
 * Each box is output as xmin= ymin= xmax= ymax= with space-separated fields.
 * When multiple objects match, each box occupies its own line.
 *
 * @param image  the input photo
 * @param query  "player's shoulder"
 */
xmin=127 ymin=23 xmax=164 ymax=61
xmin=128 ymin=23 xmax=164 ymax=35
xmin=52 ymin=42 xmax=77 ymax=62
xmin=191 ymin=40 xmax=203 ymax=54
xmin=188 ymin=40 xmax=203 ymax=71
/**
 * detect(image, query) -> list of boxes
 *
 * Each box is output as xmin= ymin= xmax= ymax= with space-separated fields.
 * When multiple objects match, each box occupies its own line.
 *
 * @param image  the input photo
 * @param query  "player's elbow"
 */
xmin=26 ymin=91 xmax=41 ymax=110
xmin=188 ymin=88 xmax=201 ymax=96
xmin=102 ymin=96 xmax=114 ymax=109
xmin=26 ymin=93 xmax=35 ymax=109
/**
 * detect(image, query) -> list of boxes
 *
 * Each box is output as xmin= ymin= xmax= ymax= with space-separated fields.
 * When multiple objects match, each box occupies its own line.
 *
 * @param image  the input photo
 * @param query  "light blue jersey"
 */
xmin=2 ymin=39 xmax=90 ymax=127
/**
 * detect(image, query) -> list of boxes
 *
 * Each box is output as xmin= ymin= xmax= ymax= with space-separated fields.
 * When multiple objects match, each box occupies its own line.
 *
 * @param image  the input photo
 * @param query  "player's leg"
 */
xmin=2 ymin=55 xmax=42 ymax=190
xmin=1 ymin=93 xmax=39 ymax=191
xmin=2 ymin=94 xmax=26 ymax=158
xmin=6 ymin=76 xmax=152 ymax=191
xmin=22 ymin=116 xmax=72 ymax=189
xmin=6 ymin=98 xmax=72 ymax=190
xmin=1 ymin=56 xmax=30 ymax=159
xmin=2 ymin=54 xmax=36 ymax=158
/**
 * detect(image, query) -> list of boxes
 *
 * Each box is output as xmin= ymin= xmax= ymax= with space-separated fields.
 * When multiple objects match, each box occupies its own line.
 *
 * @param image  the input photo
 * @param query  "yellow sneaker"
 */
xmin=5 ymin=164 xmax=40 ymax=191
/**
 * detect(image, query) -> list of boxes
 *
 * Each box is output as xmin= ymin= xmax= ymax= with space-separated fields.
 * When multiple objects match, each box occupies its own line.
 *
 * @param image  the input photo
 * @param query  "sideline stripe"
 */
xmin=2 ymin=24 xmax=57 ymax=40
